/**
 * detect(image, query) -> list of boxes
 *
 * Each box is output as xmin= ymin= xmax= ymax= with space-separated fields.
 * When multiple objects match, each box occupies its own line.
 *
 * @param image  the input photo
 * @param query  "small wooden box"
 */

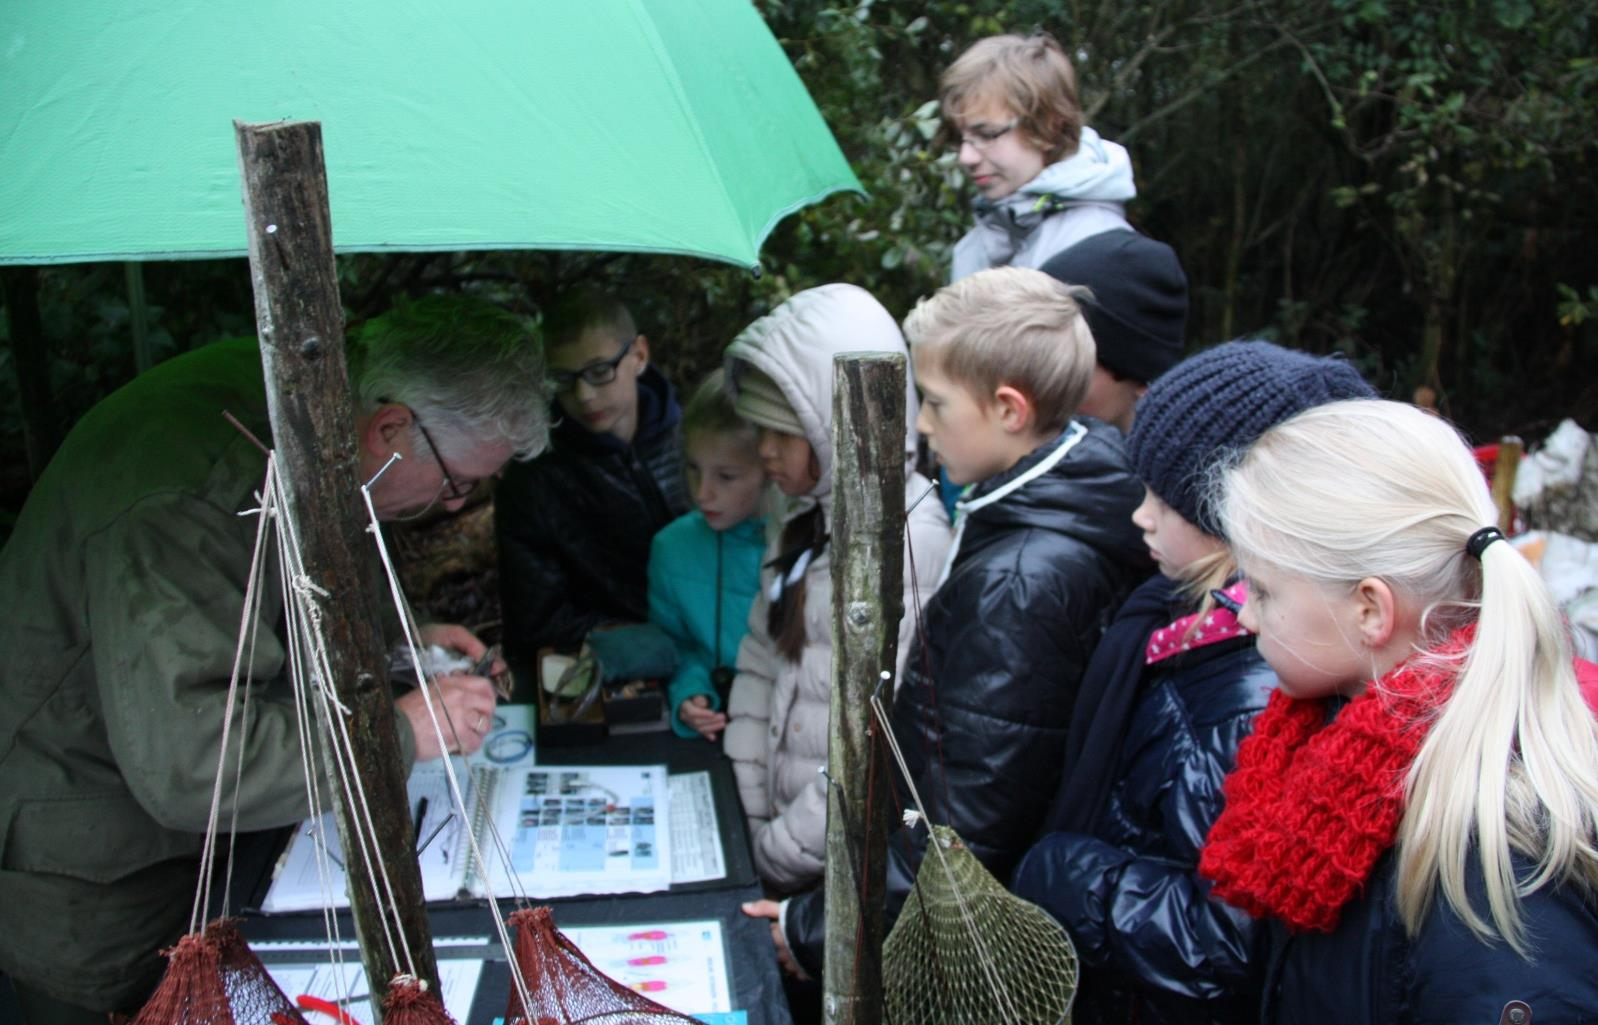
xmin=534 ymin=649 xmax=607 ymax=747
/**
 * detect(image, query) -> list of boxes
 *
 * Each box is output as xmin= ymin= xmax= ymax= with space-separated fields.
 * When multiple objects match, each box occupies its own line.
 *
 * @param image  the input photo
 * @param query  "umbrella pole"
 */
xmin=234 ymin=119 xmax=440 ymax=1016
xmin=823 ymin=353 xmax=902 ymax=1025
xmin=1 ymin=265 xmax=59 ymax=480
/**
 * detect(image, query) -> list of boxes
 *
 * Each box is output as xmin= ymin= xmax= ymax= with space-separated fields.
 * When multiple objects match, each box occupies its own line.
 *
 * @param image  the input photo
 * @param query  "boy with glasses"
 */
xmin=496 ymin=285 xmax=689 ymax=663
xmin=941 ymin=32 xmax=1139 ymax=281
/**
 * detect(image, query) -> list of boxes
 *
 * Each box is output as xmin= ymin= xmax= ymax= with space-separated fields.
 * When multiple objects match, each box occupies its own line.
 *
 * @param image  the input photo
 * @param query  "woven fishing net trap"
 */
xmin=130 ymin=919 xmax=310 ymax=1025
xmin=383 ymin=976 xmax=457 ymax=1025
xmin=503 ymin=907 xmax=703 ymax=1025
xmin=882 ymin=826 xmax=1078 ymax=1025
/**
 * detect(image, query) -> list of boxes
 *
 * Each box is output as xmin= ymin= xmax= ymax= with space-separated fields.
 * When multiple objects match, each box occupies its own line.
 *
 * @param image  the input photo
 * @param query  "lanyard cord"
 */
xmin=713 ymin=529 xmax=723 ymax=671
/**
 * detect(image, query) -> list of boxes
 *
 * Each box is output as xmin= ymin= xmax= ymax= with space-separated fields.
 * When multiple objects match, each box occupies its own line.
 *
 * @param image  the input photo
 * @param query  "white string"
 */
xmin=870 ymin=691 xmax=1024 ymax=1021
xmin=358 ymin=474 xmax=536 ymax=1016
xmin=935 ymin=420 xmax=1088 ymax=589
xmin=269 ymin=457 xmax=417 ymax=978
xmin=219 ymin=489 xmax=271 ymax=921
xmin=281 ymin=535 xmax=356 ymax=1008
xmin=188 ymin=457 xmax=279 ymax=935
xmin=271 ymin=465 xmax=390 ymax=1000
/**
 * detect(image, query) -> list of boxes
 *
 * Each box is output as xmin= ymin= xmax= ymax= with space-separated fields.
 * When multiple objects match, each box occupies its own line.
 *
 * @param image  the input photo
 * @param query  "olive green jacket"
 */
xmin=0 ymin=338 xmax=414 ymax=1011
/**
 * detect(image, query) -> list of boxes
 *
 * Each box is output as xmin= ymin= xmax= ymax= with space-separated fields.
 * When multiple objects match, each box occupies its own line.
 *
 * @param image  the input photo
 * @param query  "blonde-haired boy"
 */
xmin=776 ymin=266 xmax=1151 ymax=976
xmin=906 ymin=265 xmax=1096 ymax=482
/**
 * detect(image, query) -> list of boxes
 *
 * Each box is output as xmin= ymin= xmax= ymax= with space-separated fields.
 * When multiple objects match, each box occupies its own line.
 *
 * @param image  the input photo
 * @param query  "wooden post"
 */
xmin=235 ymin=120 xmax=439 ymax=1011
xmin=1492 ymin=437 xmax=1523 ymax=534
xmin=125 ymin=261 xmax=152 ymax=373
xmin=1 ymin=265 xmax=59 ymax=480
xmin=822 ymin=352 xmax=904 ymax=1025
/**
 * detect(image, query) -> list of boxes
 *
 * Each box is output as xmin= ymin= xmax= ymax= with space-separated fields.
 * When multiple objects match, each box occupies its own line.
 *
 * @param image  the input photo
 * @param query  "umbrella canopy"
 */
xmin=1 ymin=0 xmax=861 ymax=269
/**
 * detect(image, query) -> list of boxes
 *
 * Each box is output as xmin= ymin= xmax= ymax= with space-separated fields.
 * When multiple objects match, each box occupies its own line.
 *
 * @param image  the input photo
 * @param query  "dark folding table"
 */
xmin=234 ymin=729 xmax=793 ymax=1025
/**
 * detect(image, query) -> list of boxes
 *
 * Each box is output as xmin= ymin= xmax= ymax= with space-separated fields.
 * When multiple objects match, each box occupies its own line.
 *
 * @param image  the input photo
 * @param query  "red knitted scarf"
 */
xmin=1197 ymin=629 xmax=1471 ymax=933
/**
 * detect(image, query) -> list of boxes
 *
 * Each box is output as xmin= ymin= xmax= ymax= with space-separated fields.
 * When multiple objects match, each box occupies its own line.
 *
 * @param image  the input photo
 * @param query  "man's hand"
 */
xmin=397 ymin=653 xmax=498 ymax=762
xmin=419 ymin=623 xmax=501 ymax=670
xmin=742 ymin=899 xmax=809 ymax=981
xmin=679 ymin=695 xmax=728 ymax=742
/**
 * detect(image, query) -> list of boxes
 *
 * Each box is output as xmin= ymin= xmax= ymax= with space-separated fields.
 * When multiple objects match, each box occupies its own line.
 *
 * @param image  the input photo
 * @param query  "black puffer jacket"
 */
xmin=1264 ymin=850 xmax=1598 ymax=1025
xmin=1012 ymin=634 xmax=1276 ymax=1025
xmin=496 ymin=367 xmax=688 ymax=658
xmin=784 ymin=419 xmax=1148 ymax=974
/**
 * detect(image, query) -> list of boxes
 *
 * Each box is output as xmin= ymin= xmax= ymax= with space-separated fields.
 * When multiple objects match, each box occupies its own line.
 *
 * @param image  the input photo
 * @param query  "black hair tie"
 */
xmin=1466 ymin=526 xmax=1506 ymax=560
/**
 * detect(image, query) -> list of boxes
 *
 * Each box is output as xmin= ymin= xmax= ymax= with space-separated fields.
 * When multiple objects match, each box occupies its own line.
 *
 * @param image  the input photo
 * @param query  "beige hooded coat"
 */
xmin=722 ymin=284 xmax=951 ymax=891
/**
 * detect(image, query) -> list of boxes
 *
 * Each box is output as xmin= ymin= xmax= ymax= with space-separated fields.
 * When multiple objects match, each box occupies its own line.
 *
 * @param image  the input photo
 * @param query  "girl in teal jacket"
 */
xmin=649 ymin=371 xmax=767 ymax=739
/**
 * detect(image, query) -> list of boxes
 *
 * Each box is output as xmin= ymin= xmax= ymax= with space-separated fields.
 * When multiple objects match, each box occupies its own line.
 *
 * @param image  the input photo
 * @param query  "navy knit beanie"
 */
xmin=1040 ymin=229 xmax=1187 ymax=385
xmin=1128 ymin=340 xmax=1376 ymax=535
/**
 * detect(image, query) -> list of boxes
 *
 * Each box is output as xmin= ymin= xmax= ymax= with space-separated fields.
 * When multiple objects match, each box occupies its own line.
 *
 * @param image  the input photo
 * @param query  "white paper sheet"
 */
xmin=256 ymin=937 xmax=486 ymax=1025
xmin=668 ymin=771 xmax=725 ymax=884
xmin=262 ymin=707 xmax=535 ymax=912
xmin=474 ymin=764 xmax=673 ymax=899
xmin=560 ymin=920 xmax=731 ymax=1015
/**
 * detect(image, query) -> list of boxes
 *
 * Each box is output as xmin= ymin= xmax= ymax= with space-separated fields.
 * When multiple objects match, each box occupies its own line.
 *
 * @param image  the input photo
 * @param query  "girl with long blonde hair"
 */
xmin=1199 ymin=399 xmax=1598 ymax=1023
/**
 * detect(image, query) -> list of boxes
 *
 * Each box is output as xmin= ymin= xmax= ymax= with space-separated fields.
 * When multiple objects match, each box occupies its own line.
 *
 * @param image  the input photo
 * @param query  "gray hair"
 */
xmin=349 ymin=294 xmax=550 ymax=461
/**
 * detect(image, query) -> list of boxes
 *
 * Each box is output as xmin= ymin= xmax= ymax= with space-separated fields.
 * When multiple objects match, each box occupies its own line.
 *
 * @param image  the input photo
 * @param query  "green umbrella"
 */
xmin=0 ymin=0 xmax=861 ymax=269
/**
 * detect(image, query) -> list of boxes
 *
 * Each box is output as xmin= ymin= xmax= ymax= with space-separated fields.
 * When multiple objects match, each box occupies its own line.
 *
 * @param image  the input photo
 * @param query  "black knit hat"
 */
xmin=1040 ymin=229 xmax=1187 ymax=385
xmin=1128 ymin=340 xmax=1377 ymax=535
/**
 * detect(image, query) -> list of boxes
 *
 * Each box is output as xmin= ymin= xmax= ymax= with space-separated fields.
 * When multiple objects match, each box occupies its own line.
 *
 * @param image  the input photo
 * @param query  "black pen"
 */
xmin=413 ymin=797 xmax=428 ymax=849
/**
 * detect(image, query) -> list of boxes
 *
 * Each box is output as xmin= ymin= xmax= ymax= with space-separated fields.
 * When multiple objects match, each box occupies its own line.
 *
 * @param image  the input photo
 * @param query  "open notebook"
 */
xmin=261 ymin=706 xmax=706 ymax=912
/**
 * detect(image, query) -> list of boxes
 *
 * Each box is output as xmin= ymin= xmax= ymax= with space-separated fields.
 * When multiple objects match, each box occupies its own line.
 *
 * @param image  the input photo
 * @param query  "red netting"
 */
xmin=503 ymin=908 xmax=702 ymax=1025
xmin=130 ymin=920 xmax=310 ymax=1025
xmin=382 ymin=976 xmax=456 ymax=1025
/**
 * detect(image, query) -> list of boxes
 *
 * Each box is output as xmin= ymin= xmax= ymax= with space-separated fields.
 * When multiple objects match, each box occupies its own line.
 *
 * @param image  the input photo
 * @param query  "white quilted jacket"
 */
xmin=721 ymin=284 xmax=952 ymax=891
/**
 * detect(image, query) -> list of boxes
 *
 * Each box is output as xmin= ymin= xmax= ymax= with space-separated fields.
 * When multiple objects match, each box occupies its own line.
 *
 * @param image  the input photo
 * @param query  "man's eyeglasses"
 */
xmin=413 ymin=416 xmax=476 ymax=502
xmin=545 ymin=334 xmax=637 ymax=394
xmin=955 ymin=118 xmax=1020 ymax=152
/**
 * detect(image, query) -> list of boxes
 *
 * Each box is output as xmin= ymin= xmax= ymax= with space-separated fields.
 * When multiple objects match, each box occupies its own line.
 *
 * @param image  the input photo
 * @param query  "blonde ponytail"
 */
xmin=1219 ymin=399 xmax=1598 ymax=956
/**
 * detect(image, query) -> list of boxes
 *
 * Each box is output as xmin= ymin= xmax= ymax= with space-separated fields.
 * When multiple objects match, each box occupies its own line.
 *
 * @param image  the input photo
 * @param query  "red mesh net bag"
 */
xmin=503 ymin=908 xmax=702 ymax=1025
xmin=381 ymin=976 xmax=456 ymax=1025
xmin=130 ymin=919 xmax=309 ymax=1025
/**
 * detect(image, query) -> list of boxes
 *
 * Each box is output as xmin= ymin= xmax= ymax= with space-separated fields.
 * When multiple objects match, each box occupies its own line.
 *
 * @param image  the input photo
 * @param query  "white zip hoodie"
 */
xmin=951 ymin=125 xmax=1138 ymax=281
xmin=721 ymin=284 xmax=952 ymax=891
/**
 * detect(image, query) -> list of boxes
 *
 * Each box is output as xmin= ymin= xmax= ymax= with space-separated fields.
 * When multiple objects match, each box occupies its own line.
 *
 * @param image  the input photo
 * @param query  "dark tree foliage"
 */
xmin=4 ymin=0 xmax=1596 ymax=533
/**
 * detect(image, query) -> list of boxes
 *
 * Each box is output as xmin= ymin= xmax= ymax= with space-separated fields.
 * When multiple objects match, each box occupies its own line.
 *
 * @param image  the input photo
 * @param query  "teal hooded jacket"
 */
xmin=647 ymin=509 xmax=765 ymax=737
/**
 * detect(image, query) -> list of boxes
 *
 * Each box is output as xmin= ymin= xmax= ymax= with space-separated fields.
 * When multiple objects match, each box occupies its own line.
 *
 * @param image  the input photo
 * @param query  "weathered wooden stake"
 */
xmin=1 ymin=265 xmax=58 ymax=480
xmin=125 ymin=261 xmax=152 ymax=373
xmin=823 ymin=352 xmax=905 ymax=1025
xmin=1491 ymin=436 xmax=1523 ymax=533
xmin=235 ymin=120 xmax=439 ymax=1012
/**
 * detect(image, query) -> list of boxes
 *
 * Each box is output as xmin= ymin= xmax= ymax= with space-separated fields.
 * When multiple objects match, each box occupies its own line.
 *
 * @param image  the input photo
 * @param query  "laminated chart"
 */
xmin=560 ymin=920 xmax=732 ymax=1016
xmin=481 ymin=765 xmax=673 ymax=899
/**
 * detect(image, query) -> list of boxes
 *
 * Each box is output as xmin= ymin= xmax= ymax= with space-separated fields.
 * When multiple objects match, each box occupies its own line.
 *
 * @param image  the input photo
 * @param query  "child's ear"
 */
xmin=992 ymin=384 xmax=1035 ymax=435
xmin=1352 ymin=576 xmax=1399 ymax=650
xmin=633 ymin=333 xmax=651 ymax=368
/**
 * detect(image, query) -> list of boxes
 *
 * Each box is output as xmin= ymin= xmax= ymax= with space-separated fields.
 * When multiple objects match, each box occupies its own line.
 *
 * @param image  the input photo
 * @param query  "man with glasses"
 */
xmin=0 ymin=294 xmax=548 ymax=1024
xmin=496 ymin=285 xmax=688 ymax=665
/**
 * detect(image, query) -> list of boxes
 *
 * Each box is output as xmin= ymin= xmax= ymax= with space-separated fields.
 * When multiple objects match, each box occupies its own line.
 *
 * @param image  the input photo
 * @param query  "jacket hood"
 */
xmin=724 ymin=284 xmax=918 ymax=503
xmin=973 ymin=126 xmax=1138 ymax=216
xmin=961 ymin=418 xmax=1149 ymax=566
xmin=549 ymin=364 xmax=680 ymax=456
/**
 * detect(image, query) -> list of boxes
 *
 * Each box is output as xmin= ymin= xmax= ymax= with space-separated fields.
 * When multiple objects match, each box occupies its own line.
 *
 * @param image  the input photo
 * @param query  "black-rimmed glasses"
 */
xmin=545 ymin=334 xmax=637 ymax=394
xmin=956 ymin=118 xmax=1020 ymax=152
xmin=413 ymin=416 xmax=476 ymax=502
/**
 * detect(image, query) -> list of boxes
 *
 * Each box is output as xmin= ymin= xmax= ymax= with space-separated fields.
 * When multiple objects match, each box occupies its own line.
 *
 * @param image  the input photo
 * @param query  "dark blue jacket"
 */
xmin=1012 ymin=632 xmax=1276 ymax=1025
xmin=496 ymin=366 xmax=687 ymax=659
xmin=783 ymin=420 xmax=1149 ymax=975
xmin=1264 ymin=851 xmax=1598 ymax=1024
